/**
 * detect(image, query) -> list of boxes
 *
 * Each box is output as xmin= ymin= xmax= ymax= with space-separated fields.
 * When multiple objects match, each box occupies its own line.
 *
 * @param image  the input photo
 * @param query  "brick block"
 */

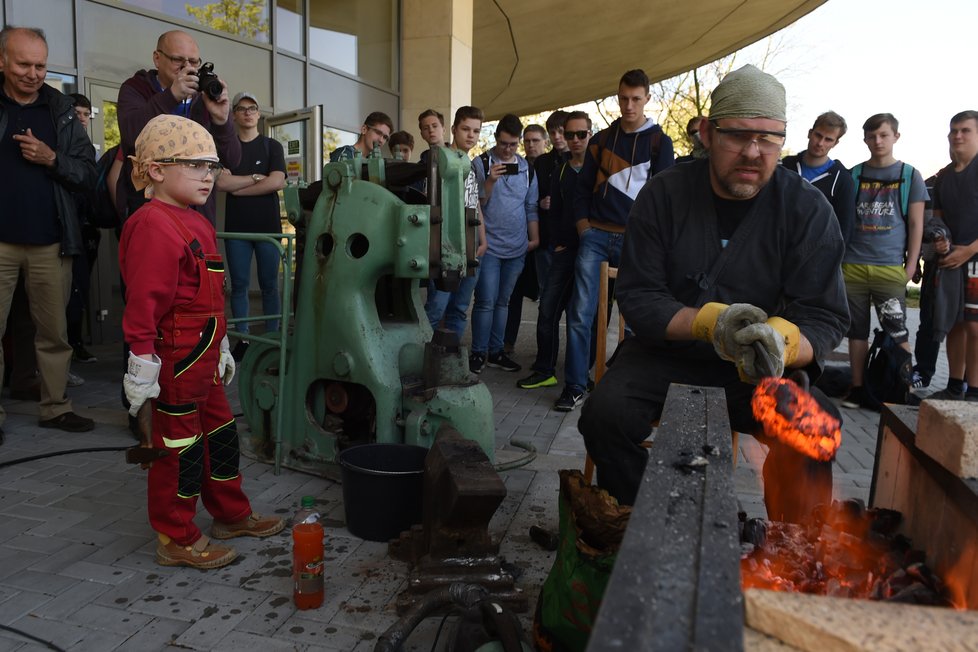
xmin=917 ymin=401 xmax=978 ymax=479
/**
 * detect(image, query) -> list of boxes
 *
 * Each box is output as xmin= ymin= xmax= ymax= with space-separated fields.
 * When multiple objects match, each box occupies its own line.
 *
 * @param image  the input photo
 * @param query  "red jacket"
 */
xmin=120 ymin=199 xmax=221 ymax=355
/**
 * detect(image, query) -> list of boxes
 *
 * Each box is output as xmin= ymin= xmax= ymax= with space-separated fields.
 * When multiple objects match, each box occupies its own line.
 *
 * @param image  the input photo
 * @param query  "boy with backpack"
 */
xmin=841 ymin=113 xmax=927 ymax=410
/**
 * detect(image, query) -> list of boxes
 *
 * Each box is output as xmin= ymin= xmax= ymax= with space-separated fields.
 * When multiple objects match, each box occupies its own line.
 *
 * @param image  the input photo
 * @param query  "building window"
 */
xmin=275 ymin=0 xmax=303 ymax=55
xmin=119 ymin=0 xmax=271 ymax=42
xmin=310 ymin=0 xmax=397 ymax=90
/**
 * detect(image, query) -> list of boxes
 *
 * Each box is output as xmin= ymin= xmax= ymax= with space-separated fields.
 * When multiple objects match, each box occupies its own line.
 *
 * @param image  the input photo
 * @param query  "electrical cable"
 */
xmin=0 ymin=446 xmax=130 ymax=470
xmin=429 ymin=612 xmax=453 ymax=652
xmin=0 ymin=623 xmax=66 ymax=651
xmin=493 ymin=438 xmax=536 ymax=472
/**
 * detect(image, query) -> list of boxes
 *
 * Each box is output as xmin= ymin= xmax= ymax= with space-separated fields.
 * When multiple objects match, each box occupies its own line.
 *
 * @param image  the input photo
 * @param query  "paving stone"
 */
xmin=171 ymin=603 xmax=249 ymax=649
xmin=106 ymin=616 xmax=190 ymax=652
xmin=67 ymin=628 xmax=131 ymax=651
xmin=31 ymin=579 xmax=111 ymax=620
xmin=0 ymin=569 xmax=79 ymax=595
xmin=3 ymin=614 xmax=89 ymax=650
xmin=66 ymin=602 xmax=155 ymax=635
xmin=60 ymin=560 xmax=136 ymax=585
xmin=212 ymin=629 xmax=305 ymax=652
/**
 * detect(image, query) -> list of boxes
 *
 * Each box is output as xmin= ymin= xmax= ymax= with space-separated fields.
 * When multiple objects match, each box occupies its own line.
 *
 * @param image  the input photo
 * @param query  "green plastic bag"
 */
xmin=533 ymin=470 xmax=631 ymax=652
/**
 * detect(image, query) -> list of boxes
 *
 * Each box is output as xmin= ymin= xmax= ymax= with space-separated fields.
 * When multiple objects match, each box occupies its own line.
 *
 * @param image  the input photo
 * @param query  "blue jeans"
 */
xmin=565 ymin=229 xmax=623 ymax=391
xmin=424 ymin=268 xmax=479 ymax=342
xmin=472 ymin=252 xmax=525 ymax=355
xmin=225 ymin=238 xmax=281 ymax=334
xmin=531 ymin=246 xmax=577 ymax=376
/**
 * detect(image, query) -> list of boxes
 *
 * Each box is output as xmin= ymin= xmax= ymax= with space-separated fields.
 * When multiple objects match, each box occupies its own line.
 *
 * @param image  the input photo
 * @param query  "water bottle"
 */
xmin=292 ymin=495 xmax=324 ymax=609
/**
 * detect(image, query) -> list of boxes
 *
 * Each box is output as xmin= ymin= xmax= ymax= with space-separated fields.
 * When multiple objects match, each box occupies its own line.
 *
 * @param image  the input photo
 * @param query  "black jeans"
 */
xmin=530 ymin=247 xmax=577 ymax=376
xmin=579 ymin=338 xmax=835 ymax=522
xmin=914 ymin=261 xmax=941 ymax=383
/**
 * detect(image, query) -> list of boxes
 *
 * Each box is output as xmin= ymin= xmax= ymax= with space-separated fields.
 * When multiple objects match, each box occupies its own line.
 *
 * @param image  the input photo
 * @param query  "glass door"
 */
xmin=266 ymin=105 xmax=323 ymax=184
xmin=85 ymin=81 xmax=123 ymax=345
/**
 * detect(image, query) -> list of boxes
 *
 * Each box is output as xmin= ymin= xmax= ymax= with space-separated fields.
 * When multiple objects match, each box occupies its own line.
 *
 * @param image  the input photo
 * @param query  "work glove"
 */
xmin=124 ymin=352 xmax=161 ymax=417
xmin=218 ymin=335 xmax=235 ymax=386
xmin=692 ymin=303 xmax=801 ymax=384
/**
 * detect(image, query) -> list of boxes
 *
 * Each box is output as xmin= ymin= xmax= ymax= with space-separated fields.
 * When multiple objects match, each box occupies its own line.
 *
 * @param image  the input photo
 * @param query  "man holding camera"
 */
xmin=117 ymin=30 xmax=240 ymax=226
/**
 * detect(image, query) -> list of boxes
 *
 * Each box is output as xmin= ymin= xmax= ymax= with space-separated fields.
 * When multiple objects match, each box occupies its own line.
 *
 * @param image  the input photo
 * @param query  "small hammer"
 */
xmin=125 ymin=401 xmax=168 ymax=466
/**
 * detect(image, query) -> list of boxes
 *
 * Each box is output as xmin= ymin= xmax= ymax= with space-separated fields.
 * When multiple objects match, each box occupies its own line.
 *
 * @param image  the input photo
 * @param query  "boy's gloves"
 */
xmin=219 ymin=335 xmax=235 ymax=385
xmin=124 ymin=352 xmax=161 ymax=417
xmin=692 ymin=302 xmax=800 ymax=384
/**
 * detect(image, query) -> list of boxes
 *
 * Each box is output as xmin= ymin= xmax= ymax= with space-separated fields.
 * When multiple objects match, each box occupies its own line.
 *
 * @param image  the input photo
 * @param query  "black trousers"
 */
xmin=578 ymin=338 xmax=836 ymax=522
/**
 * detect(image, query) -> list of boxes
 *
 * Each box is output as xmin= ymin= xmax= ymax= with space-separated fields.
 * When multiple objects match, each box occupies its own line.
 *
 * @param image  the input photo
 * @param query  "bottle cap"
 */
xmin=301 ymin=496 xmax=315 ymax=508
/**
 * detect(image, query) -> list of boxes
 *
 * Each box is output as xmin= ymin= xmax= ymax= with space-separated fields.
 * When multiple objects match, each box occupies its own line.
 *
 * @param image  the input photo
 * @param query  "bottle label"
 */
xmin=295 ymin=556 xmax=324 ymax=594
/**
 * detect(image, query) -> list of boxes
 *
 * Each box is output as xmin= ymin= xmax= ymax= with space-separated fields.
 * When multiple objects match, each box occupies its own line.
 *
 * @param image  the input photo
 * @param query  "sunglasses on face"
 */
xmin=564 ymin=130 xmax=589 ymax=141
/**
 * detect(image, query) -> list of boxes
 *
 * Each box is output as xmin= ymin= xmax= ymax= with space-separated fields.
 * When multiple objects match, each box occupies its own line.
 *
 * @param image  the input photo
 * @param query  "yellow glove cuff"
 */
xmin=691 ymin=302 xmax=729 ymax=342
xmin=767 ymin=317 xmax=801 ymax=366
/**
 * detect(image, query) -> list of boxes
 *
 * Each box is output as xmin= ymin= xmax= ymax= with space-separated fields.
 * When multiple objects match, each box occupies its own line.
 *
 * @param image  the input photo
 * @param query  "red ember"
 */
xmin=752 ymin=377 xmax=841 ymax=462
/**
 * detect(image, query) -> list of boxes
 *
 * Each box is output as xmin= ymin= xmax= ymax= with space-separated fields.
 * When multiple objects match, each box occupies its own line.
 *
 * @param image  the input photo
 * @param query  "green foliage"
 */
xmin=103 ymin=102 xmax=121 ymax=149
xmin=185 ymin=0 xmax=269 ymax=40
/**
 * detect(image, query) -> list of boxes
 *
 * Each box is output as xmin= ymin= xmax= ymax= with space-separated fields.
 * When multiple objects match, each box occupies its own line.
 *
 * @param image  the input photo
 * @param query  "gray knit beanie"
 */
xmin=709 ymin=64 xmax=786 ymax=122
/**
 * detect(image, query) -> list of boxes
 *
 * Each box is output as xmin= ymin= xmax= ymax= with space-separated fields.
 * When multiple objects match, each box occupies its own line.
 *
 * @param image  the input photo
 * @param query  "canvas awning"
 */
xmin=472 ymin=0 xmax=826 ymax=119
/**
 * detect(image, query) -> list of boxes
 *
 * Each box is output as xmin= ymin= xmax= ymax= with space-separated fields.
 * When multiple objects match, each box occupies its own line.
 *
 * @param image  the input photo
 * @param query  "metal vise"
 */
xmin=390 ymin=425 xmax=526 ymax=613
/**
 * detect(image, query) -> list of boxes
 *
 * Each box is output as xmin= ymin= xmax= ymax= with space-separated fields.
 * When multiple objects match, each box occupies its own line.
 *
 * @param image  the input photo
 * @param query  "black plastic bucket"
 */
xmin=336 ymin=443 xmax=427 ymax=542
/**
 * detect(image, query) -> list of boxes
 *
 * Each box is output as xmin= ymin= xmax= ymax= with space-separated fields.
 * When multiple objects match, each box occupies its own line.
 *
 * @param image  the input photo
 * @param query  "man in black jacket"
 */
xmin=0 ymin=26 xmax=97 ymax=435
xmin=781 ymin=111 xmax=856 ymax=244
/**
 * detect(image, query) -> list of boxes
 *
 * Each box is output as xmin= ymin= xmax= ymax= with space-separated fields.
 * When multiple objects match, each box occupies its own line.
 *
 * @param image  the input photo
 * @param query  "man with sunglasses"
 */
xmin=117 ymin=30 xmax=240 ymax=226
xmin=559 ymin=69 xmax=675 ymax=412
xmin=578 ymin=65 xmax=849 ymax=523
xmin=329 ymin=111 xmax=394 ymax=162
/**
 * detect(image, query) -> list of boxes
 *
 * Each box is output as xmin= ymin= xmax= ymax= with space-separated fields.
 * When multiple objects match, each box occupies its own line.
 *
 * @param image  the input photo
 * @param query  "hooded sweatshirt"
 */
xmin=573 ymin=117 xmax=674 ymax=228
xmin=781 ymin=155 xmax=856 ymax=245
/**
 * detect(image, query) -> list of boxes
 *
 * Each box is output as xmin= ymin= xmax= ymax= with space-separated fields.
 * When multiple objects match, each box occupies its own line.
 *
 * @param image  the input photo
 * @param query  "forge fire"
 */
xmin=740 ymin=499 xmax=957 ymax=608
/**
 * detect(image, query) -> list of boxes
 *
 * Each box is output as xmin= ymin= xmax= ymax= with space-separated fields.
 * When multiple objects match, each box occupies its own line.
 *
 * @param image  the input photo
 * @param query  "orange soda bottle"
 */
xmin=293 ymin=496 xmax=324 ymax=609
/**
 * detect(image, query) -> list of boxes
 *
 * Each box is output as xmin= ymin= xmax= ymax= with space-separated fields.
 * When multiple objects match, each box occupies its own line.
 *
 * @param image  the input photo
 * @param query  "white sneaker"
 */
xmin=67 ymin=371 xmax=85 ymax=387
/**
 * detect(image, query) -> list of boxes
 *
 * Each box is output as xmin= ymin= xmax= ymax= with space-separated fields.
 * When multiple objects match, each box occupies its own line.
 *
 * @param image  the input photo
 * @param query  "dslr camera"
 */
xmin=196 ymin=62 xmax=223 ymax=102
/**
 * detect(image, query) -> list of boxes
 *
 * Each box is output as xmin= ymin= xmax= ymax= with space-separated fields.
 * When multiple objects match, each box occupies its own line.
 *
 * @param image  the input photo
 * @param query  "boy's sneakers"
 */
xmin=487 ymin=352 xmax=521 ymax=372
xmin=840 ymin=386 xmax=870 ymax=409
xmin=72 ymin=344 xmax=98 ymax=364
xmin=469 ymin=352 xmax=486 ymax=374
xmin=156 ymin=534 xmax=237 ymax=569
xmin=211 ymin=513 xmax=286 ymax=539
xmin=554 ymin=387 xmax=585 ymax=412
xmin=926 ymin=387 xmax=966 ymax=401
xmin=910 ymin=366 xmax=930 ymax=389
xmin=517 ymin=372 xmax=557 ymax=389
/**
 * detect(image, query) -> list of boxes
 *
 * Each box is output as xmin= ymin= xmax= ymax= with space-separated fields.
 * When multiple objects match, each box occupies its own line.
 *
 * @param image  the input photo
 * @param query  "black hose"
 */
xmin=0 ymin=623 xmax=66 ymax=651
xmin=374 ymin=583 xmax=488 ymax=652
xmin=0 ymin=446 xmax=130 ymax=470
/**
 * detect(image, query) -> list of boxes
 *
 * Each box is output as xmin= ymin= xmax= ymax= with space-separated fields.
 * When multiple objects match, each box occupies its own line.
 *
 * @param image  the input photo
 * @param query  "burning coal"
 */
xmin=740 ymin=500 xmax=957 ymax=608
xmin=752 ymin=377 xmax=841 ymax=462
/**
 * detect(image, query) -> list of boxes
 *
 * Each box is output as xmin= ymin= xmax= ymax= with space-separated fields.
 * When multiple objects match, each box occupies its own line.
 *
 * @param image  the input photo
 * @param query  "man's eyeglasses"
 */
xmin=712 ymin=126 xmax=785 ymax=156
xmin=155 ymin=158 xmax=224 ymax=180
xmin=234 ymin=106 xmax=259 ymax=115
xmin=366 ymin=125 xmax=390 ymax=143
xmin=564 ymin=130 xmax=589 ymax=141
xmin=497 ymin=139 xmax=520 ymax=149
xmin=156 ymin=49 xmax=202 ymax=68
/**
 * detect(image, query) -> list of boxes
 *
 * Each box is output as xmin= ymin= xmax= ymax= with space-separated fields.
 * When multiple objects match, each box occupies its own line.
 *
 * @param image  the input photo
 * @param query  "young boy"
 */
xmin=424 ymin=106 xmax=488 ymax=340
xmin=841 ymin=113 xmax=927 ymax=409
xmin=388 ymin=130 xmax=415 ymax=160
xmin=121 ymin=115 xmax=284 ymax=570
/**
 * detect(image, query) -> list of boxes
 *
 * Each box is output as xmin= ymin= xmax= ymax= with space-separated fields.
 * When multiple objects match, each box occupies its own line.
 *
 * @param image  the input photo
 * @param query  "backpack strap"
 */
xmin=850 ymin=163 xmax=862 ymax=186
xmin=899 ymin=162 xmax=914 ymax=218
xmin=479 ymin=151 xmax=490 ymax=179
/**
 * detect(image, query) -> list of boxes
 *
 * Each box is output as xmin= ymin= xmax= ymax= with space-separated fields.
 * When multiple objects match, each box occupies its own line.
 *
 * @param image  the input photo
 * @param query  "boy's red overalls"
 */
xmin=147 ymin=208 xmax=251 ymax=546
